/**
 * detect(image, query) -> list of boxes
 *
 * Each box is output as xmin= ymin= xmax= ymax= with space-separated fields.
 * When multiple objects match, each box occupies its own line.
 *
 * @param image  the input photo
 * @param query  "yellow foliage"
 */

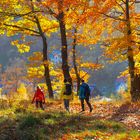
xmin=11 ymin=40 xmax=30 ymax=53
xmin=28 ymin=52 xmax=43 ymax=62
xmin=17 ymin=83 xmax=28 ymax=100
xmin=135 ymin=53 xmax=140 ymax=74
xmin=37 ymin=83 xmax=48 ymax=92
xmin=80 ymin=62 xmax=103 ymax=70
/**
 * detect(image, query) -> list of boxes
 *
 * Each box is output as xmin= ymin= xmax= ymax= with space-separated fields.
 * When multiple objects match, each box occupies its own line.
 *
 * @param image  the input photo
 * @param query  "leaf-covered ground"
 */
xmin=0 ymin=101 xmax=140 ymax=140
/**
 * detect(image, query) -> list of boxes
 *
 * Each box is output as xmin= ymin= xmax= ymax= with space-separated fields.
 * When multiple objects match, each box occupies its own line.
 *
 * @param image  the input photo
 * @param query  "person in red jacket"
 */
xmin=32 ymin=86 xmax=45 ymax=110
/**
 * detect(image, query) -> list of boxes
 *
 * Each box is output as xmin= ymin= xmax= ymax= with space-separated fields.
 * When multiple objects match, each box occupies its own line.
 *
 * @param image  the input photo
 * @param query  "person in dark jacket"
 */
xmin=79 ymin=79 xmax=93 ymax=112
xmin=32 ymin=85 xmax=45 ymax=110
xmin=60 ymin=79 xmax=73 ymax=112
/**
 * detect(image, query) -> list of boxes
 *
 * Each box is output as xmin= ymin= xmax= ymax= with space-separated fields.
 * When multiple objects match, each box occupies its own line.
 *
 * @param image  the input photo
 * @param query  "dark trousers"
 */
xmin=81 ymin=97 xmax=92 ymax=111
xmin=36 ymin=100 xmax=44 ymax=110
xmin=64 ymin=99 xmax=70 ymax=111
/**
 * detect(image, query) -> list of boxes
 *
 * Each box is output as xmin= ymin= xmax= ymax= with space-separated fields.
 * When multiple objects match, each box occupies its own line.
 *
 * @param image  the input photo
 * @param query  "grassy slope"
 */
xmin=0 ymin=101 xmax=140 ymax=140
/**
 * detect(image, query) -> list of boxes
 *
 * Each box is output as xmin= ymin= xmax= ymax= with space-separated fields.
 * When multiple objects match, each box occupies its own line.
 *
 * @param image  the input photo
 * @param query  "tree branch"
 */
xmin=131 ymin=40 xmax=140 ymax=44
xmin=0 ymin=10 xmax=43 ymax=18
xmin=99 ymin=12 xmax=126 ymax=22
xmin=3 ymin=23 xmax=40 ymax=35
xmin=135 ymin=0 xmax=140 ymax=3
xmin=115 ymin=0 xmax=125 ymax=13
xmin=45 ymin=7 xmax=58 ymax=19
xmin=121 ymin=0 xmax=126 ymax=4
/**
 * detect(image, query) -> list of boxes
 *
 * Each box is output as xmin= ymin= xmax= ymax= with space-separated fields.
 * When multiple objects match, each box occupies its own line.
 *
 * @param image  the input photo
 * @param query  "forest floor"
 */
xmin=0 ymin=100 xmax=140 ymax=140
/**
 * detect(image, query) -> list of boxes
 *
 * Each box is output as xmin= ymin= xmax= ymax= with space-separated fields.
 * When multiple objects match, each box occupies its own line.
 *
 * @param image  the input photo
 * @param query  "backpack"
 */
xmin=82 ymin=84 xmax=90 ymax=97
xmin=64 ymin=83 xmax=72 ymax=95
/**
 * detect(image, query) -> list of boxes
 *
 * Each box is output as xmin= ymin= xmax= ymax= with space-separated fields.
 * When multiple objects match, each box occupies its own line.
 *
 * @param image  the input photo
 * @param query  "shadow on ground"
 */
xmin=0 ymin=109 xmax=139 ymax=140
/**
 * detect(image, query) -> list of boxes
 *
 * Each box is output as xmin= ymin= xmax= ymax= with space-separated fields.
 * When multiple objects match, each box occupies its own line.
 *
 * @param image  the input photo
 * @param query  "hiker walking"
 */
xmin=32 ymin=85 xmax=45 ymax=110
xmin=79 ymin=79 xmax=93 ymax=112
xmin=60 ymin=79 xmax=73 ymax=112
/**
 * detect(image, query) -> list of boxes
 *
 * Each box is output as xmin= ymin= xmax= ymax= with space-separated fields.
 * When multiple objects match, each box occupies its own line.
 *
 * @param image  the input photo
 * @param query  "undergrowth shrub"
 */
xmin=19 ymin=115 xmax=42 ymax=129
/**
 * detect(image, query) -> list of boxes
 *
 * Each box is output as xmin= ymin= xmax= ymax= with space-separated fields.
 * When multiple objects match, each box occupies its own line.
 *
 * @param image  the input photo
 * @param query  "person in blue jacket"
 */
xmin=79 ymin=79 xmax=93 ymax=112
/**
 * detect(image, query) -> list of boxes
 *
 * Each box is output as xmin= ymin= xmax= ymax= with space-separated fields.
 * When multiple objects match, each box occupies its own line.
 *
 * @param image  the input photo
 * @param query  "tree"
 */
xmin=125 ymin=0 xmax=140 ymax=102
xmin=36 ymin=0 xmax=85 ymax=83
xmin=93 ymin=0 xmax=140 ymax=101
xmin=64 ymin=1 xmax=104 ymax=92
xmin=0 ymin=0 xmax=58 ymax=98
xmin=72 ymin=28 xmax=81 ymax=92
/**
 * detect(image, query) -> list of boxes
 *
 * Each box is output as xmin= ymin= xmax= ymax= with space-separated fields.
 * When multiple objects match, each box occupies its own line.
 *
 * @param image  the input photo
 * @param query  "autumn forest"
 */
xmin=0 ymin=0 xmax=140 ymax=140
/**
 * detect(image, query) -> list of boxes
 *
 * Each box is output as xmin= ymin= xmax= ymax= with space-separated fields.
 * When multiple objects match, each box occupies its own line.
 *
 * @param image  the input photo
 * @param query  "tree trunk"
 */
xmin=35 ymin=17 xmax=53 ymax=98
xmin=72 ymin=28 xmax=81 ymax=93
xmin=132 ymin=74 xmax=140 ymax=101
xmin=42 ymin=36 xmax=54 ymax=98
xmin=58 ymin=1 xmax=72 ymax=84
xmin=126 ymin=0 xmax=140 ymax=102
